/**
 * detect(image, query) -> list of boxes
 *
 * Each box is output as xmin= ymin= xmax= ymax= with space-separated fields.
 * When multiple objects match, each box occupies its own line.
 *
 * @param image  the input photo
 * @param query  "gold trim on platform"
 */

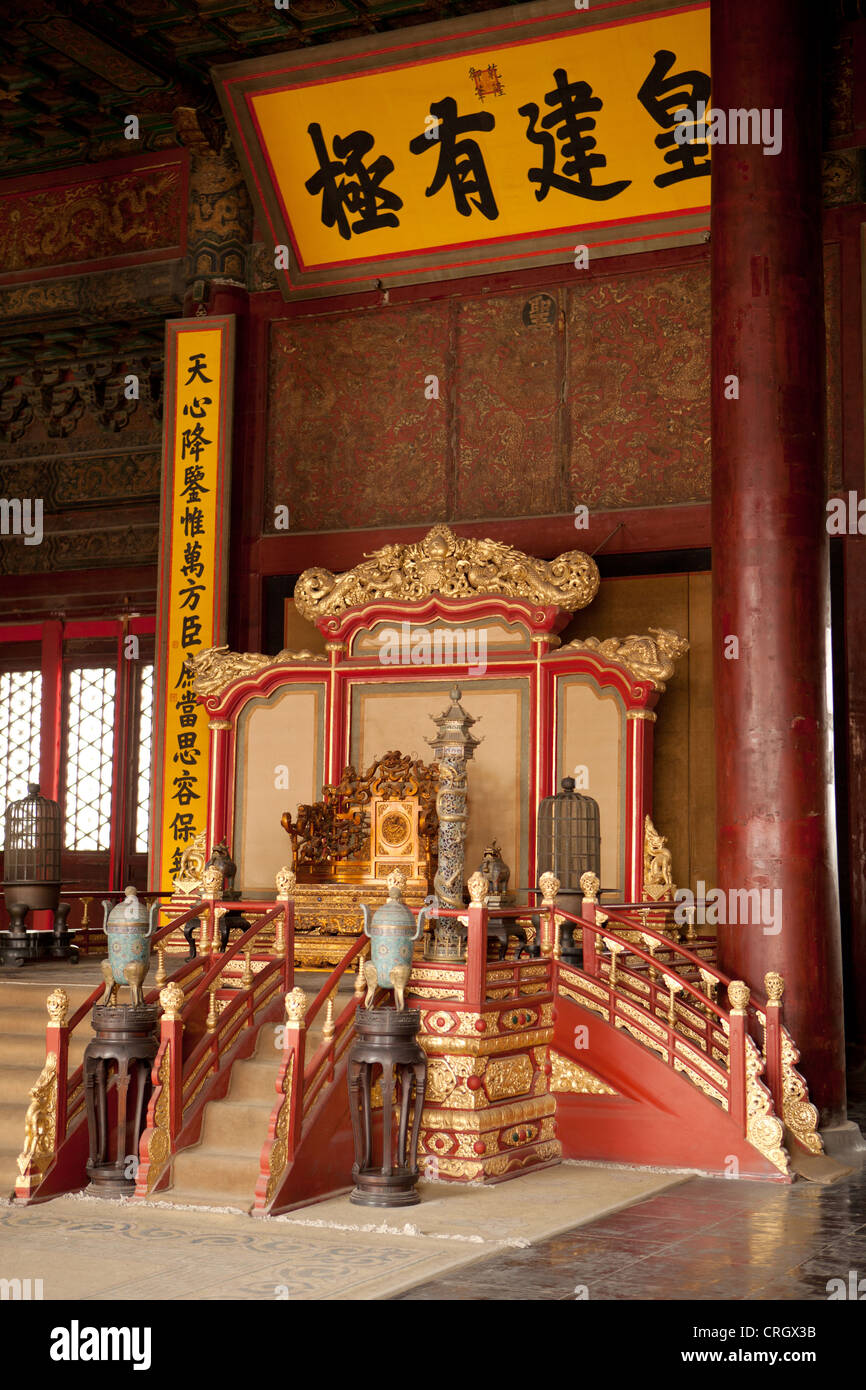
xmin=550 ymin=1051 xmax=616 ymax=1096
xmin=293 ymin=524 xmax=600 ymax=622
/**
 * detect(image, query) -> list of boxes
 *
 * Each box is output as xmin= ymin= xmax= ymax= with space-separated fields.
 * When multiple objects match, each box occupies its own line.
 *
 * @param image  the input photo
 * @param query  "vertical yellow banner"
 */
xmin=151 ymin=319 xmax=235 ymax=890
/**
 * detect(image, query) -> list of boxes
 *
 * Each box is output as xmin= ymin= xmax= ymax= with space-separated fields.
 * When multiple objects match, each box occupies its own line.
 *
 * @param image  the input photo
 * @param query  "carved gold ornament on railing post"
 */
xmin=464 ymin=874 xmax=489 ymax=1008
xmin=211 ymin=904 xmax=227 ymax=957
xmin=274 ymin=866 xmax=296 ymax=958
xmin=15 ymin=988 xmax=70 ymax=1199
xmin=138 ymin=983 xmax=186 ymax=1196
xmin=762 ymin=972 xmax=823 ymax=1156
xmin=262 ymin=987 xmax=308 ymax=1206
xmin=762 ymin=971 xmax=784 ymax=1124
xmin=727 ymin=980 xmax=750 ymax=1136
xmin=538 ymin=871 xmax=560 ymax=957
xmin=579 ymin=871 xmax=599 ymax=975
xmin=242 ymin=945 xmax=254 ymax=989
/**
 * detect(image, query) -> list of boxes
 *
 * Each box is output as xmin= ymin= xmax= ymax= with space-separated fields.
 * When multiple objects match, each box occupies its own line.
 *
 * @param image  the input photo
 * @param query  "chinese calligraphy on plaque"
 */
xmin=219 ymin=3 xmax=710 ymax=292
xmin=153 ymin=322 xmax=233 ymax=890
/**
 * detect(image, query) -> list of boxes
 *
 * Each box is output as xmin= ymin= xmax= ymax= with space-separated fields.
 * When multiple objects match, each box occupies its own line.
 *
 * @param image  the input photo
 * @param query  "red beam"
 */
xmin=252 ymin=504 xmax=710 ymax=580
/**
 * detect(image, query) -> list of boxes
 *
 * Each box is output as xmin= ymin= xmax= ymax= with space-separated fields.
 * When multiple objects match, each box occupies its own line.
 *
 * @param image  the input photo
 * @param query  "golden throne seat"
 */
xmin=282 ymin=751 xmax=438 ymax=968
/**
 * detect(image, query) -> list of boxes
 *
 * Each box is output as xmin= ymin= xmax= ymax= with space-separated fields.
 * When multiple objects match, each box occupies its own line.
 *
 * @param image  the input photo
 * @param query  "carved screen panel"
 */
xmin=555 ymin=675 xmax=625 ymax=897
xmin=234 ymin=681 xmax=327 ymax=894
xmin=349 ymin=677 xmax=530 ymax=893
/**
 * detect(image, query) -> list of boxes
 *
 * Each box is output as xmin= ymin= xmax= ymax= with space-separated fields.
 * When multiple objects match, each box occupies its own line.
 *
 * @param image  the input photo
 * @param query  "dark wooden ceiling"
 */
xmin=0 ymin=0 xmax=526 ymax=177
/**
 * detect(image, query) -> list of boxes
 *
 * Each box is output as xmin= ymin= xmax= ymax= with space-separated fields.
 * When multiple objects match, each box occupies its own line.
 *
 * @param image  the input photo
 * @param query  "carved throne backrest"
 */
xmin=281 ymin=750 xmax=439 ymax=889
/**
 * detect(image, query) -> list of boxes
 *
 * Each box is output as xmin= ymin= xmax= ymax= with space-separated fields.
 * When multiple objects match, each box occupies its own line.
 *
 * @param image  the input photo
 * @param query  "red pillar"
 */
xmin=39 ymin=619 xmax=63 ymax=802
xmin=711 ymin=0 xmax=846 ymax=1122
xmin=35 ymin=620 xmax=64 ymax=931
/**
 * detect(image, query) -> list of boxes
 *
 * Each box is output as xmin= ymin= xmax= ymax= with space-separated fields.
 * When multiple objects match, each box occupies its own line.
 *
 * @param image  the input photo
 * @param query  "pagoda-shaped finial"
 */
xmin=427 ymin=685 xmax=482 ymax=764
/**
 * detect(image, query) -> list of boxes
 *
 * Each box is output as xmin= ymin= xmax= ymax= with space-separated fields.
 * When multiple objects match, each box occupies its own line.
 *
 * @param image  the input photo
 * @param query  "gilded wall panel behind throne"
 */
xmin=235 ymin=683 xmax=326 ymax=893
xmin=351 ymin=679 xmax=530 ymax=891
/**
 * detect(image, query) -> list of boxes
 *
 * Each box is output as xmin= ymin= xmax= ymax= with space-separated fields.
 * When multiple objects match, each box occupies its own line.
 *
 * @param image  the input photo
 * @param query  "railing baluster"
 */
xmin=579 ymin=872 xmax=599 ymax=976
xmin=727 ymin=981 xmax=750 ymax=1136
xmin=763 ymin=972 xmax=785 ymax=1120
xmin=464 ymin=899 xmax=487 ymax=1008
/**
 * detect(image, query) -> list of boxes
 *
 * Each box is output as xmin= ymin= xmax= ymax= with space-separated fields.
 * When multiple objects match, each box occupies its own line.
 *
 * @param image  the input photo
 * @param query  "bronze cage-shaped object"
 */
xmin=3 ymin=782 xmax=62 ymax=912
xmin=536 ymin=777 xmax=601 ymax=897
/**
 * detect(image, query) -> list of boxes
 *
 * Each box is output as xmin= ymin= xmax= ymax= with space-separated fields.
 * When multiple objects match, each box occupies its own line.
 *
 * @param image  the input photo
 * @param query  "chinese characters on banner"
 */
xmin=215 ymin=1 xmax=709 ymax=296
xmin=151 ymin=320 xmax=234 ymax=891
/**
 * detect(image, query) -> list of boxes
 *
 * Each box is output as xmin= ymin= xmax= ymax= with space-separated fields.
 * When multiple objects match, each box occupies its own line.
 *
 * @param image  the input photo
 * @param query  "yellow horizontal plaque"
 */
xmin=216 ymin=0 xmax=710 ymax=297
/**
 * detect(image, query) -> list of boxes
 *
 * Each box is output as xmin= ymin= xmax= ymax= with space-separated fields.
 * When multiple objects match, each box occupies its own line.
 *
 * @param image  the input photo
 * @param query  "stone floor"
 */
xmin=395 ymin=1089 xmax=866 ymax=1301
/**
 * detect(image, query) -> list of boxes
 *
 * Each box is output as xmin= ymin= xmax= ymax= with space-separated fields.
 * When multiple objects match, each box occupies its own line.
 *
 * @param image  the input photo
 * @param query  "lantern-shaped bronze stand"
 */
xmin=83 ymin=1004 xmax=159 ymax=1194
xmin=536 ymin=777 xmax=601 ymax=962
xmin=347 ymin=1009 xmax=427 ymax=1206
xmin=1 ymin=783 xmax=74 ymax=966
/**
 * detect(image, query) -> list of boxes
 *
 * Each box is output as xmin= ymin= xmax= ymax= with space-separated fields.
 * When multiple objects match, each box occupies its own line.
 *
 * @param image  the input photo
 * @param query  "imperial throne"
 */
xmin=281 ymin=750 xmax=438 ymax=968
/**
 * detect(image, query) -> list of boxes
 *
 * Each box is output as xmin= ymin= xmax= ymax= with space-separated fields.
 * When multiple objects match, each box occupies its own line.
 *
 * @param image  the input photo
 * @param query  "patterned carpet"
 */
xmin=0 ymin=1165 xmax=683 ymax=1301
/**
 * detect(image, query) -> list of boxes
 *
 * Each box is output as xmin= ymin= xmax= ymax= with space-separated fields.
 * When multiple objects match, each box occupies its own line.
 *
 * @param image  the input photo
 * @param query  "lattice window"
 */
xmin=135 ymin=664 xmax=154 ymax=854
xmin=0 ymin=670 xmax=42 ymax=847
xmin=64 ymin=666 xmax=117 ymax=852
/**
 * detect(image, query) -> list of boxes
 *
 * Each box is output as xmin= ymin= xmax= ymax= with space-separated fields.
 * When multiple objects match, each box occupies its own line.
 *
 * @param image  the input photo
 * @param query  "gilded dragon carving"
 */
xmin=186 ymin=644 xmax=327 ymax=697
xmin=293 ymin=524 xmax=600 ymax=622
xmin=559 ymin=627 xmax=689 ymax=690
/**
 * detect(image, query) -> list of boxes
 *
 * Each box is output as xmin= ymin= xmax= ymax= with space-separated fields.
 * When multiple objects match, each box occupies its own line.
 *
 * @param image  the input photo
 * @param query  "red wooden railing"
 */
xmin=12 ymin=896 xmax=292 ymax=1204
xmin=135 ymin=898 xmax=293 ymax=1197
xmin=254 ymin=934 xmax=368 ymax=1211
